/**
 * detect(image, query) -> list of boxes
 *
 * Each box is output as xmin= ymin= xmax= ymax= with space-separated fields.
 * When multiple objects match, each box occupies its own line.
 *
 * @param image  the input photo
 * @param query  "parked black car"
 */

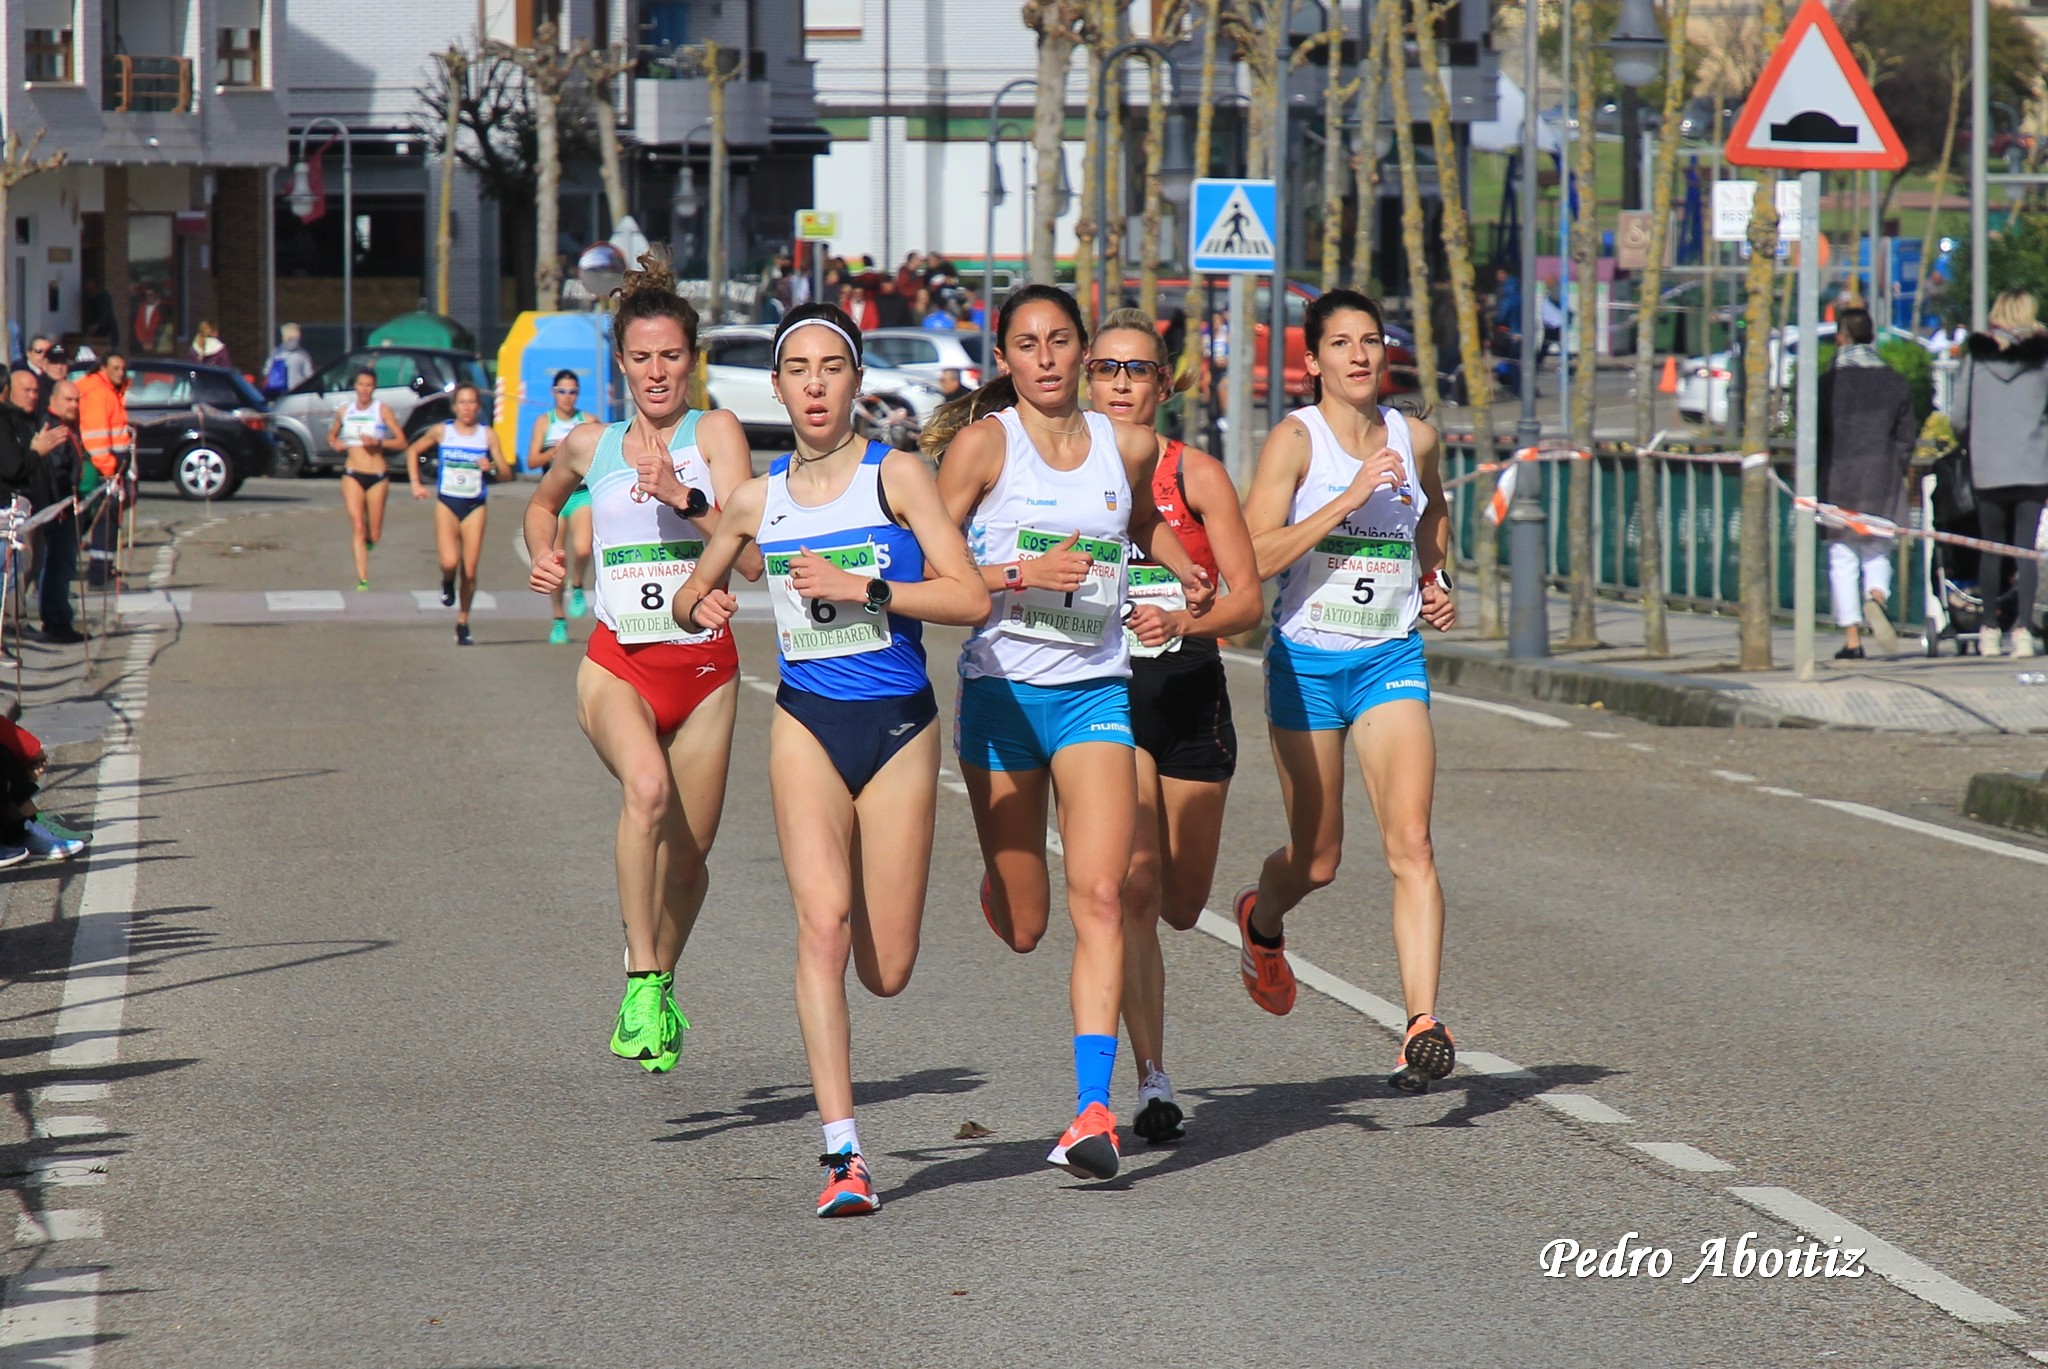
xmin=69 ymin=359 xmax=280 ymax=500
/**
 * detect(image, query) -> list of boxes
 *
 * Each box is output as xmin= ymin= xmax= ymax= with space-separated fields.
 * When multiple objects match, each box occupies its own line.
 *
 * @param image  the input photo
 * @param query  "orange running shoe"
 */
xmin=816 ymin=1150 xmax=880 ymax=1217
xmin=1235 ymin=885 xmax=1296 ymax=1016
xmin=1389 ymin=1013 xmax=1456 ymax=1094
xmin=1045 ymin=1102 xmax=1121 ymax=1180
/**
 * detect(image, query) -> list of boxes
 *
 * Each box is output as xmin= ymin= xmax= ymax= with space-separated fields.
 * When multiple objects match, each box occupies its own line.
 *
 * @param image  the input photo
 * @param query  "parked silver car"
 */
xmin=861 ymin=328 xmax=985 ymax=389
xmin=270 ymin=345 xmax=494 ymax=475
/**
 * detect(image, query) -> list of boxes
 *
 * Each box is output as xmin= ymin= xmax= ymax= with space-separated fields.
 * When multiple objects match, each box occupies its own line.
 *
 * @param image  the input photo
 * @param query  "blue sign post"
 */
xmin=1188 ymin=179 xmax=1279 ymax=275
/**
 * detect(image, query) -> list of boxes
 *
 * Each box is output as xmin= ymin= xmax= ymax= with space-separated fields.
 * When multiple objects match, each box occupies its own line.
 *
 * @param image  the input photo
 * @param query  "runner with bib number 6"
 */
xmin=1236 ymin=288 xmax=1461 ymax=1094
xmin=672 ymin=303 xmax=989 ymax=1218
xmin=523 ymin=249 xmax=760 ymax=1075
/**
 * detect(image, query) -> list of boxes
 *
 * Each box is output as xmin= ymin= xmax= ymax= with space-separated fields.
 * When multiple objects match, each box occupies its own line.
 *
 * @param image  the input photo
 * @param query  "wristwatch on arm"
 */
xmin=1431 ymin=567 xmax=1455 ymax=593
xmin=862 ymin=578 xmax=893 ymax=615
xmin=1002 ymin=563 xmax=1025 ymax=591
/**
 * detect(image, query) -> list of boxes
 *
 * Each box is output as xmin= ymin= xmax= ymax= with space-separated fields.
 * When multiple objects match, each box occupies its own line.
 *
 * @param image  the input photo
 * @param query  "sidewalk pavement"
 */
xmin=1431 ymin=586 xmax=2048 ymax=735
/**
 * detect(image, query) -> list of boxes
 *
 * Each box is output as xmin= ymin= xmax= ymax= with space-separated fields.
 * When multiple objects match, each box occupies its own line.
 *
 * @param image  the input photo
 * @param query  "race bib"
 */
xmin=1005 ymin=528 xmax=1127 ymax=644
xmin=439 ymin=458 xmax=484 ymax=499
xmin=340 ymin=413 xmax=382 ymax=447
xmin=1123 ymin=563 xmax=1185 ymax=658
xmin=1303 ymin=534 xmax=1414 ymax=638
xmin=767 ymin=542 xmax=890 ymax=661
xmin=599 ymin=538 xmax=706 ymax=643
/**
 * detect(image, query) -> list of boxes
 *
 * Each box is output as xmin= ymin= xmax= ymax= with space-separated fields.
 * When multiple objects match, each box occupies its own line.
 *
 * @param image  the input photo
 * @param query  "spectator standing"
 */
xmin=76 ymin=352 xmax=131 ymax=589
xmin=922 ymin=301 xmax=958 ymax=332
xmin=80 ymin=278 xmax=121 ymax=348
xmin=263 ymin=324 xmax=315 ymax=399
xmin=1952 ymin=288 xmax=2048 ymax=657
xmin=1816 ymin=308 xmax=1917 ymax=659
xmin=188 ymin=320 xmax=234 ymax=372
xmin=876 ymin=278 xmax=916 ymax=328
xmin=23 ymin=337 xmax=58 ymax=419
xmin=935 ymin=367 xmax=969 ymax=404
xmin=34 ymin=379 xmax=86 ymax=643
xmin=0 ymin=370 xmax=52 ymax=508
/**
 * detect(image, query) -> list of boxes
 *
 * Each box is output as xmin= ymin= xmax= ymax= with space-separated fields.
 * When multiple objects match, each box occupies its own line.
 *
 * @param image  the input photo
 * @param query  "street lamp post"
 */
xmin=988 ymin=77 xmax=1039 ymax=371
xmin=288 ymin=118 xmax=353 ymax=347
xmin=1093 ymin=40 xmax=1177 ymax=327
xmin=1508 ymin=0 xmax=1548 ymax=658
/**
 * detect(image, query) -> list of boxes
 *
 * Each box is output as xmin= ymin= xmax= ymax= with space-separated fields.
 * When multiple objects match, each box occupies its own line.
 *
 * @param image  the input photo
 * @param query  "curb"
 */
xmin=1425 ymin=641 xmax=1818 ymax=729
xmin=1963 ymin=771 xmax=2048 ymax=838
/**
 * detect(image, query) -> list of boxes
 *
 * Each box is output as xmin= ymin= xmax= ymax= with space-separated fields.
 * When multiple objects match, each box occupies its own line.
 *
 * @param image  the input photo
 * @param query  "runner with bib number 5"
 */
xmin=925 ymin=283 xmax=1214 ymax=1182
xmin=672 ymin=303 xmax=989 ymax=1218
xmin=523 ymin=249 xmax=760 ymax=1075
xmin=1237 ymin=288 xmax=1461 ymax=1094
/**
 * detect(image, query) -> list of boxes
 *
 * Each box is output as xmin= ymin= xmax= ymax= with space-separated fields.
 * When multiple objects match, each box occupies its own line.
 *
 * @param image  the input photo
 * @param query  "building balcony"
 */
xmin=630 ymin=74 xmax=773 ymax=148
xmin=103 ymin=55 xmax=194 ymax=114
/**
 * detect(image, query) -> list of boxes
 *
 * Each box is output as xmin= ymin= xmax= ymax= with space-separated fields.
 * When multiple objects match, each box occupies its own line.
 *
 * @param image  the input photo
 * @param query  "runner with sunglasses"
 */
xmin=528 ymin=369 xmax=598 ymax=645
xmin=1086 ymin=310 xmax=1263 ymax=1143
xmin=1237 ymin=288 xmax=1460 ymax=1093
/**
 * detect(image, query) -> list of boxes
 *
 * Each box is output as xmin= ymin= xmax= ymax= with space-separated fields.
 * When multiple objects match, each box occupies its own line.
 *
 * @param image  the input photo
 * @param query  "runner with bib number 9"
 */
xmin=1087 ymin=310 xmax=1264 ymax=1145
xmin=926 ymin=283 xmax=1214 ymax=1182
xmin=406 ymin=383 xmax=513 ymax=645
xmin=1237 ymin=288 xmax=1461 ymax=1094
xmin=523 ymin=249 xmax=760 ymax=1075
xmin=672 ymin=303 xmax=989 ymax=1218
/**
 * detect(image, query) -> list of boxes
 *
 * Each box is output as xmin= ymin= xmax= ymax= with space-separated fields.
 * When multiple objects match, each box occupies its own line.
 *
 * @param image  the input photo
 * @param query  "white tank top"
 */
xmin=960 ymin=407 xmax=1133 ymax=685
xmin=587 ymin=414 xmax=723 ymax=645
xmin=338 ymin=400 xmax=386 ymax=449
xmin=544 ymin=411 xmax=590 ymax=450
xmin=1270 ymin=404 xmax=1427 ymax=651
xmin=435 ymin=423 xmax=492 ymax=498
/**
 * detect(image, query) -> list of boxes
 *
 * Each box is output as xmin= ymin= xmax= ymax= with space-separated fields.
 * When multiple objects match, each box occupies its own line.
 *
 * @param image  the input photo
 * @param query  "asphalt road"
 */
xmin=4 ymin=476 xmax=2047 ymax=1368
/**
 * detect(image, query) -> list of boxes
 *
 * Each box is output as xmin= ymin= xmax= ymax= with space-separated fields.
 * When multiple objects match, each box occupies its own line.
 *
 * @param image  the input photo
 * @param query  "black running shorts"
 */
xmin=1128 ymin=642 xmax=1236 ymax=782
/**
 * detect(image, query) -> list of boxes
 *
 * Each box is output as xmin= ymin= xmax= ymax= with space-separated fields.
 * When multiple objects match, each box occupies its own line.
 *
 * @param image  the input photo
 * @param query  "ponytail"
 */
xmin=920 ymin=374 xmax=1017 ymax=460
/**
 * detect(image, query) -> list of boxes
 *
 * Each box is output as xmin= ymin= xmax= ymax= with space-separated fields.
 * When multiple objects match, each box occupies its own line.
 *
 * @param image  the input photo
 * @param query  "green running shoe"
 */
xmin=609 ymin=974 xmax=666 ymax=1061
xmin=548 ymin=618 xmax=570 ymax=646
xmin=644 ymin=977 xmax=689 ymax=1074
xmin=568 ymin=586 xmax=587 ymax=619
xmin=36 ymin=816 xmax=90 ymax=845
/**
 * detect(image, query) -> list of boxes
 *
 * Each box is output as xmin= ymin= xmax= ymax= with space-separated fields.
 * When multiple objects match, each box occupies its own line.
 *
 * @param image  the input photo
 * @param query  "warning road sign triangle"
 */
xmin=1197 ymin=186 xmax=1274 ymax=261
xmin=1725 ymin=0 xmax=1906 ymax=170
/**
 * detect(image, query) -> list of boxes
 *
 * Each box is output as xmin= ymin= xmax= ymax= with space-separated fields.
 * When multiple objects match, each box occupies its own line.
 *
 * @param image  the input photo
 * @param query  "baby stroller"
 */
xmin=1918 ymin=451 xmax=1995 ymax=656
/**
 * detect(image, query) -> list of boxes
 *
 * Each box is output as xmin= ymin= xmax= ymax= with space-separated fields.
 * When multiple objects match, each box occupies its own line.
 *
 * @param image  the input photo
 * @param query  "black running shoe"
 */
xmin=455 ymin=622 xmax=473 ymax=646
xmin=441 ymin=574 xmax=456 ymax=608
xmin=1388 ymin=1013 xmax=1456 ymax=1094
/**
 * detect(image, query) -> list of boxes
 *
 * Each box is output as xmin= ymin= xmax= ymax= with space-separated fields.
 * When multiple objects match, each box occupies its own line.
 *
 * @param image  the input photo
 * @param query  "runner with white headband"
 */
xmin=673 ymin=303 xmax=989 ymax=1216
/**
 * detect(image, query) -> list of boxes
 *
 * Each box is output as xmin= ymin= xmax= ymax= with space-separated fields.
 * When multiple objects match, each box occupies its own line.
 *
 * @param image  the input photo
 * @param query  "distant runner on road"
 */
xmin=326 ymin=368 xmax=404 ymax=591
xmin=407 ymin=384 xmax=513 ymax=645
xmin=1237 ymin=287 xmax=1460 ymax=1094
xmin=672 ymin=303 xmax=989 ymax=1217
xmin=523 ymin=249 xmax=760 ymax=1075
xmin=528 ymin=368 xmax=598 ymax=646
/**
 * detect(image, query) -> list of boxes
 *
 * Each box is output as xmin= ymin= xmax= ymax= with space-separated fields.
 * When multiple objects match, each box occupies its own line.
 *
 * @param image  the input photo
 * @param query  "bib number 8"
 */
xmin=640 ymin=582 xmax=666 ymax=611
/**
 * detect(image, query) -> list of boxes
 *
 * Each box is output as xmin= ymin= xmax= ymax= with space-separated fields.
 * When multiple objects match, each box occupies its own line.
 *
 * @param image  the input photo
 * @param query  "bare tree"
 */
xmin=489 ymin=21 xmax=577 ymax=308
xmin=432 ymin=46 xmax=467 ymax=317
xmin=1565 ymin=0 xmax=1601 ymax=649
xmin=0 ymin=132 xmax=66 ymax=353
xmin=1178 ymin=0 xmax=1227 ymax=436
xmin=1023 ymin=0 xmax=1087 ymax=284
xmin=577 ymin=42 xmax=640 ymax=232
xmin=1350 ymin=0 xmax=1388 ymax=290
xmin=1918 ymin=44 xmax=1968 ymax=328
xmin=1737 ymin=0 xmax=1788 ymax=670
xmin=1385 ymin=0 xmax=1438 ymax=411
xmin=1138 ymin=0 xmax=1191 ymax=319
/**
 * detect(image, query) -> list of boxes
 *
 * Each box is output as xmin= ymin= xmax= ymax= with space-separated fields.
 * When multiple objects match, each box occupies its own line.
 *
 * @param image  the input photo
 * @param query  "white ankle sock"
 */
xmin=823 ymin=1118 xmax=861 ymax=1157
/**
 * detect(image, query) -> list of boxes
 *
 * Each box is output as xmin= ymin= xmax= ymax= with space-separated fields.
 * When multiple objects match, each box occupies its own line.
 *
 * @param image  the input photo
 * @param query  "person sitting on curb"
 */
xmin=1817 ymin=308 xmax=1917 ymax=660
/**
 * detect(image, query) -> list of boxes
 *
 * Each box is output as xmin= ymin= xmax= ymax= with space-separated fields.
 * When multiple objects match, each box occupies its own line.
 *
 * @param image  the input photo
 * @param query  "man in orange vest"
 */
xmin=75 ymin=351 xmax=130 ymax=588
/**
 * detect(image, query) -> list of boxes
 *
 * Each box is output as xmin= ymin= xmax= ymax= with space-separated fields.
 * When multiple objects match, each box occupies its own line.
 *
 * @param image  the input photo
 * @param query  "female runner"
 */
xmin=1236 ymin=288 xmax=1460 ymax=1093
xmin=926 ymin=283 xmax=1211 ymax=1181
xmin=675 ymin=303 xmax=989 ymax=1217
xmin=523 ymin=252 xmax=759 ymax=1074
xmin=1087 ymin=310 xmax=1263 ymax=1144
xmin=326 ymin=367 xmax=403 ymax=590
xmin=527 ymin=368 xmax=598 ymax=645
xmin=407 ymin=384 xmax=513 ymax=644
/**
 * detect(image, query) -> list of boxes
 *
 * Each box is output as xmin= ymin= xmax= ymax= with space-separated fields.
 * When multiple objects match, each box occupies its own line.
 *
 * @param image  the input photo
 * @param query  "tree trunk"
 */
xmin=1027 ymin=6 xmax=1081 ymax=285
xmin=1386 ymin=0 xmax=1438 ymax=411
xmin=535 ymin=84 xmax=562 ymax=308
xmin=1736 ymin=0 xmax=1787 ymax=671
xmin=1350 ymin=0 xmax=1386 ymax=290
xmin=591 ymin=59 xmax=631 ymax=231
xmin=1919 ymin=49 xmax=1966 ymax=331
xmin=1073 ymin=0 xmax=1102 ymax=323
xmin=708 ymin=58 xmax=729 ymax=326
xmin=1564 ymin=0 xmax=1600 ymax=649
xmin=1180 ymin=0 xmax=1224 ymax=435
xmin=1630 ymin=0 xmax=1690 ymax=658
xmin=1102 ymin=4 xmax=1131 ymax=311
xmin=1318 ymin=17 xmax=1352 ymax=290
xmin=435 ymin=50 xmax=465 ymax=317
xmin=1140 ymin=59 xmax=1166 ymax=319
xmin=1414 ymin=0 xmax=1496 ymax=635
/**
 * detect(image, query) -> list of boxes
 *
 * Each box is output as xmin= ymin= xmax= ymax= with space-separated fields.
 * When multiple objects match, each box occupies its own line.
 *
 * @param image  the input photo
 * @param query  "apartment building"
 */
xmin=4 ymin=0 xmax=289 ymax=367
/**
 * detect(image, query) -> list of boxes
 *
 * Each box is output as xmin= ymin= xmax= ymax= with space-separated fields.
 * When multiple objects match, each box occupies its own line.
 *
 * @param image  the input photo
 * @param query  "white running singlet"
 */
xmin=338 ymin=400 xmax=386 ymax=450
xmin=1270 ymin=404 xmax=1427 ymax=651
xmin=960 ymin=407 xmax=1133 ymax=685
xmin=435 ymin=423 xmax=492 ymax=498
xmin=587 ymin=414 xmax=723 ymax=645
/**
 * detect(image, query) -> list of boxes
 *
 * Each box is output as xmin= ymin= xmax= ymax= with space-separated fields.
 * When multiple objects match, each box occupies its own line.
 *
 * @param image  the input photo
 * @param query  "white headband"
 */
xmin=772 ymin=318 xmax=861 ymax=369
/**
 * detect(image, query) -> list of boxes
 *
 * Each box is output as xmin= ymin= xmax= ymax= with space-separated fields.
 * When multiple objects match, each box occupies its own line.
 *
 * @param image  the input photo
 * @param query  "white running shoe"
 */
xmin=23 ymin=821 xmax=85 ymax=861
xmin=2012 ymin=627 xmax=2040 ymax=658
xmin=1132 ymin=1064 xmax=1184 ymax=1145
xmin=0 ymin=843 xmax=29 ymax=869
xmin=1980 ymin=626 xmax=2005 ymax=657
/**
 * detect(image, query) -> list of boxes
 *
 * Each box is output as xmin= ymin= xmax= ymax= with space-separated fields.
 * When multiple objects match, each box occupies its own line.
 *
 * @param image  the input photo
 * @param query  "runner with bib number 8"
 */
xmin=1236 ymin=288 xmax=1461 ymax=1094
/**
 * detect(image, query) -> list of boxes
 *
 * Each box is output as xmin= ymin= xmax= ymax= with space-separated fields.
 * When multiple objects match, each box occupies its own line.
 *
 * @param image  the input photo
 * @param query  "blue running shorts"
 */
xmin=1264 ymin=630 xmax=1430 ymax=732
xmin=955 ymin=675 xmax=1134 ymax=771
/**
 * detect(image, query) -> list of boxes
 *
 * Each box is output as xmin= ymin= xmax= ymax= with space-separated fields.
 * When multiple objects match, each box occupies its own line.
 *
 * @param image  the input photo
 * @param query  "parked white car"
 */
xmin=702 ymin=326 xmax=943 ymax=449
xmin=1676 ymin=322 xmax=1836 ymax=427
xmin=862 ymin=328 xmax=985 ymax=388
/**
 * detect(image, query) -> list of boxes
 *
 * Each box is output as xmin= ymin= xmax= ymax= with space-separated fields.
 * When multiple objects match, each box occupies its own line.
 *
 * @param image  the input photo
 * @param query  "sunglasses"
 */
xmin=1084 ymin=358 xmax=1162 ymax=382
xmin=554 ymin=386 xmax=578 ymax=394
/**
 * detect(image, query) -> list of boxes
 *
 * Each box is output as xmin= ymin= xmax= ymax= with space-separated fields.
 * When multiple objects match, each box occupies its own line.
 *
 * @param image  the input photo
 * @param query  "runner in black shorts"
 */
xmin=1089 ymin=309 xmax=1263 ymax=1143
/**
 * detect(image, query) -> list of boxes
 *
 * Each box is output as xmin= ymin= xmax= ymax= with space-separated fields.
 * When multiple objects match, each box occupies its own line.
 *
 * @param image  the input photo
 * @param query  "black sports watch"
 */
xmin=681 ymin=486 xmax=710 ymax=518
xmin=862 ymin=578 xmax=892 ymax=614
xmin=1431 ymin=567 xmax=1455 ymax=593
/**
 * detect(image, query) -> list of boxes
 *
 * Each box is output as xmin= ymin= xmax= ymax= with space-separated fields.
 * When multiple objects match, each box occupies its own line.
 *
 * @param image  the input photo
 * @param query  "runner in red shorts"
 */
xmin=524 ymin=248 xmax=761 ymax=1073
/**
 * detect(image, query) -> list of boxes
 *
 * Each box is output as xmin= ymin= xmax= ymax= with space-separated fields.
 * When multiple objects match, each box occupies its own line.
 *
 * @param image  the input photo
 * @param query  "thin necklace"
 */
xmin=791 ymin=431 xmax=860 ymax=468
xmin=1021 ymin=411 xmax=1087 ymax=440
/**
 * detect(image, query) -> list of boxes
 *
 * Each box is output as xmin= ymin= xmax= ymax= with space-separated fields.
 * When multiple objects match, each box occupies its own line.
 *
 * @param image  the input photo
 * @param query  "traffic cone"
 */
xmin=1658 ymin=354 xmax=1679 ymax=394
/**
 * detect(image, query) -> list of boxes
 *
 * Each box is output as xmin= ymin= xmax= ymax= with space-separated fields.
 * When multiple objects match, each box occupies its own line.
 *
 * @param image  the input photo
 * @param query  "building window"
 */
xmin=640 ymin=1 xmax=690 ymax=51
xmin=804 ymin=0 xmax=862 ymax=38
xmin=217 ymin=27 xmax=260 ymax=84
xmin=26 ymin=28 xmax=75 ymax=81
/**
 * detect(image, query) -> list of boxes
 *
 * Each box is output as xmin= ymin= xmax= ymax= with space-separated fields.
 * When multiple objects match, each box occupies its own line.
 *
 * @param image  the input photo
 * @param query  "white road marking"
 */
xmin=112 ymin=590 xmax=192 ymax=615
xmin=25 ymin=1158 xmax=109 ymax=1188
xmin=1631 ymin=1142 xmax=1736 ymax=1173
xmin=411 ymin=590 xmax=499 ymax=612
xmin=1810 ymin=800 xmax=2048 ymax=869
xmin=33 ymin=1085 xmax=107 ymax=1105
xmin=13 ymin=1211 xmax=102 ymax=1244
xmin=1729 ymin=1186 xmax=2025 ymax=1326
xmin=1585 ymin=730 xmax=1622 ymax=738
xmin=263 ymin=589 xmax=345 ymax=613
xmin=0 ymin=1268 xmax=101 ymax=1367
xmin=1538 ymin=1092 xmax=1635 ymax=1124
xmin=30 ymin=1118 xmax=106 ymax=1141
xmin=2026 ymin=1351 xmax=2048 ymax=1364
xmin=1710 ymin=769 xmax=1757 ymax=784
xmin=1456 ymin=1051 xmax=1537 ymax=1081
xmin=1757 ymin=786 xmax=1804 ymax=798
xmin=1626 ymin=742 xmax=1656 ymax=752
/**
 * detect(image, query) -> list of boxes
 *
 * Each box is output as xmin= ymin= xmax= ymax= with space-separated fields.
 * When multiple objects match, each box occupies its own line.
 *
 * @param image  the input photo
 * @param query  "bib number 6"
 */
xmin=809 ymin=598 xmax=839 ymax=625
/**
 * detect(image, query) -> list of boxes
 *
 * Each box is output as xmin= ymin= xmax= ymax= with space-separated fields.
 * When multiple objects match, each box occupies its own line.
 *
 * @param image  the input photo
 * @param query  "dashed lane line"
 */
xmin=1630 ymin=1142 xmax=1737 ymax=1173
xmin=1537 ymin=1093 xmax=1634 ymax=1125
xmin=1808 ymin=799 xmax=2048 ymax=869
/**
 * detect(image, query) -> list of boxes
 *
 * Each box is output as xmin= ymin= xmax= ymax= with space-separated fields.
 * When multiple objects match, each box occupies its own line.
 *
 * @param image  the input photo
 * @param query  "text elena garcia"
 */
xmin=1539 ymin=1231 xmax=1868 ymax=1282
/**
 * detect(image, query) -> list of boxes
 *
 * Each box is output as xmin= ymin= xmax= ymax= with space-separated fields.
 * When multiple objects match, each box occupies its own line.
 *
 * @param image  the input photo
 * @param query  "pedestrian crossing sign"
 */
xmin=1189 ymin=179 xmax=1278 ymax=274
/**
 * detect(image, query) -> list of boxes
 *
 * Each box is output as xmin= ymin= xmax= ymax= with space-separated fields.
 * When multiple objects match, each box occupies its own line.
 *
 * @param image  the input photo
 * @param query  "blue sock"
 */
xmin=1074 ymin=1034 xmax=1118 ymax=1113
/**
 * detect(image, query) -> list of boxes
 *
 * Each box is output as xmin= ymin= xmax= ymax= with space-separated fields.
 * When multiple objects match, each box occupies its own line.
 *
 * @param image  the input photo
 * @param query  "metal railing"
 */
xmin=103 ymin=54 xmax=194 ymax=113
